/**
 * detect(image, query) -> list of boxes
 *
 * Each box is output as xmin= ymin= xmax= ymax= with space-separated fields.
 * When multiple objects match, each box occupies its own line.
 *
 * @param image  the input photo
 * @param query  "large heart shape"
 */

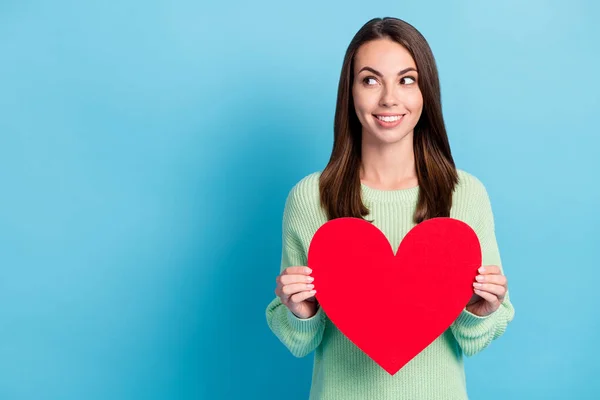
xmin=307 ymin=217 xmax=481 ymax=375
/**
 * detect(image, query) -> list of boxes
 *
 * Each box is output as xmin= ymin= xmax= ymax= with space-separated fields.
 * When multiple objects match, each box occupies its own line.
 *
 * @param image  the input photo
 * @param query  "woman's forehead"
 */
xmin=354 ymin=39 xmax=417 ymax=74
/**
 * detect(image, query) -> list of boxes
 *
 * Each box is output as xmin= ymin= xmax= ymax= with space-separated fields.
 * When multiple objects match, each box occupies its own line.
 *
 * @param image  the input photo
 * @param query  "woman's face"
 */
xmin=352 ymin=38 xmax=423 ymax=145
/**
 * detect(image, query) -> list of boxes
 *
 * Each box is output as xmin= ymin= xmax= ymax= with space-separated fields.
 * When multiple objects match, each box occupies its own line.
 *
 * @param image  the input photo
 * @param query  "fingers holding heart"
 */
xmin=281 ymin=282 xmax=315 ymax=300
xmin=473 ymin=272 xmax=507 ymax=302
xmin=475 ymin=272 xmax=506 ymax=286
xmin=275 ymin=266 xmax=317 ymax=305
xmin=473 ymin=284 xmax=506 ymax=301
xmin=289 ymin=290 xmax=318 ymax=304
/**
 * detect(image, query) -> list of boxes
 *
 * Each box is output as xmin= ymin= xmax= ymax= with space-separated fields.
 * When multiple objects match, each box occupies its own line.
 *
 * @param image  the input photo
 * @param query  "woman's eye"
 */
xmin=362 ymin=76 xmax=416 ymax=86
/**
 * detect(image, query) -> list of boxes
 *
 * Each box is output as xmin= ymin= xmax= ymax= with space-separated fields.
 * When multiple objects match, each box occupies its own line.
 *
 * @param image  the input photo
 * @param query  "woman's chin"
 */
xmin=363 ymin=129 xmax=413 ymax=145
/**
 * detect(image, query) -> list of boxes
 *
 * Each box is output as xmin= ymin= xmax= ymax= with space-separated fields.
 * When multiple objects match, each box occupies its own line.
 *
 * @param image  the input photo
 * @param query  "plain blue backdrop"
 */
xmin=1 ymin=1 xmax=598 ymax=399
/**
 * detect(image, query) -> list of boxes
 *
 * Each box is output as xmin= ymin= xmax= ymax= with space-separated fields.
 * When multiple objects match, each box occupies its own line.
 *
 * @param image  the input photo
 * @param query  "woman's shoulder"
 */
xmin=290 ymin=170 xmax=322 ymax=193
xmin=455 ymin=168 xmax=489 ymax=199
xmin=452 ymin=168 xmax=495 ymax=226
xmin=282 ymin=171 xmax=328 ymax=228
xmin=284 ymin=170 xmax=323 ymax=211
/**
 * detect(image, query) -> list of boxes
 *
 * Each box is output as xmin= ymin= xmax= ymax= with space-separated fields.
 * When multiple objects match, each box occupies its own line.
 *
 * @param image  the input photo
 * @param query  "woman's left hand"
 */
xmin=465 ymin=265 xmax=508 ymax=317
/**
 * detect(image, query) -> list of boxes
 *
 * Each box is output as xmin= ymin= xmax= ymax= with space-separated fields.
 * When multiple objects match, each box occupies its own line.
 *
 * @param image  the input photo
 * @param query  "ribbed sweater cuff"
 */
xmin=286 ymin=306 xmax=325 ymax=332
xmin=454 ymin=306 xmax=502 ymax=334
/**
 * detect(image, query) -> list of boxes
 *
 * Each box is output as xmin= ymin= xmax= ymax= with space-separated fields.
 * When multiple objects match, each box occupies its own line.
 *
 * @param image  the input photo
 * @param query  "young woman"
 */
xmin=266 ymin=17 xmax=514 ymax=399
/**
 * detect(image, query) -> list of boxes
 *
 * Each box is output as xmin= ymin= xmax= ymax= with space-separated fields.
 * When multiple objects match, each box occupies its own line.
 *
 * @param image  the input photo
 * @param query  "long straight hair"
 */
xmin=319 ymin=17 xmax=458 ymax=224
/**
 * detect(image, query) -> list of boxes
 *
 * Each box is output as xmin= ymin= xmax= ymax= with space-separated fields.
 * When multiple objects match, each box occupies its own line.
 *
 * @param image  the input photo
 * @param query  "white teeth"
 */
xmin=376 ymin=115 xmax=403 ymax=122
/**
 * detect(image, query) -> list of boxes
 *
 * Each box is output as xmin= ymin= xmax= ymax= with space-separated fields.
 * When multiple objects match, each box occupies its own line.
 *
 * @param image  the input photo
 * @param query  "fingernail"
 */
xmin=473 ymin=282 xmax=482 ymax=288
xmin=476 ymin=275 xmax=484 ymax=282
xmin=479 ymin=266 xmax=485 ymax=273
xmin=306 ymin=267 xmax=312 ymax=273
xmin=307 ymin=276 xmax=314 ymax=282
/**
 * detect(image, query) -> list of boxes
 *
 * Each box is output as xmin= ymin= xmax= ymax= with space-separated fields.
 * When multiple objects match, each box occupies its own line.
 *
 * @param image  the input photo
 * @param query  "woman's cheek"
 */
xmin=353 ymin=97 xmax=371 ymax=120
xmin=406 ymin=91 xmax=424 ymax=111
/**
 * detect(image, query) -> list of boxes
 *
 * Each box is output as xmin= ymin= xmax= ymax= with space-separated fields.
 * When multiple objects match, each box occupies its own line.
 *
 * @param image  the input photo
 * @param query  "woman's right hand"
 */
xmin=275 ymin=266 xmax=318 ymax=319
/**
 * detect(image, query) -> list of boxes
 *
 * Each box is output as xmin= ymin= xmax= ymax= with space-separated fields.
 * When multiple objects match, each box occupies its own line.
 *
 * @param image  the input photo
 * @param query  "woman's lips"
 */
xmin=373 ymin=114 xmax=405 ymax=128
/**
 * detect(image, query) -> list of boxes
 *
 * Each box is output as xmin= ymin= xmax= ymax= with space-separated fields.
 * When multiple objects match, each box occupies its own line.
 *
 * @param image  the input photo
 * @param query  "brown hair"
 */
xmin=319 ymin=17 xmax=458 ymax=224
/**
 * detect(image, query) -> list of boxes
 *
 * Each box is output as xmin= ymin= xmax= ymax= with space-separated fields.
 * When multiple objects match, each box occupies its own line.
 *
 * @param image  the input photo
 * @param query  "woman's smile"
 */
xmin=373 ymin=113 xmax=405 ymax=128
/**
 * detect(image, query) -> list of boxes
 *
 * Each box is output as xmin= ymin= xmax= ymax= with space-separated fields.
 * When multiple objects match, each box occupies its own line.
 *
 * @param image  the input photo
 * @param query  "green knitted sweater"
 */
xmin=265 ymin=169 xmax=515 ymax=400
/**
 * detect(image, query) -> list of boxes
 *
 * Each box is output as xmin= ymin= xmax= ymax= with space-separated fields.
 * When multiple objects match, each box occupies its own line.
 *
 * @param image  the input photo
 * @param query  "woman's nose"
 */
xmin=379 ymin=87 xmax=398 ymax=107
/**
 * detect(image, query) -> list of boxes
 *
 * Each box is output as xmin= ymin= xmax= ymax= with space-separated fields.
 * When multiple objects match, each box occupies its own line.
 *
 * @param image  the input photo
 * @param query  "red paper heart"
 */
xmin=307 ymin=217 xmax=481 ymax=375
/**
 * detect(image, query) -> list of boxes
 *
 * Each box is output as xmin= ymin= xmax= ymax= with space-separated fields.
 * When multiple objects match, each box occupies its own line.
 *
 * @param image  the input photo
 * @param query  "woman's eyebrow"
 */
xmin=358 ymin=66 xmax=418 ymax=76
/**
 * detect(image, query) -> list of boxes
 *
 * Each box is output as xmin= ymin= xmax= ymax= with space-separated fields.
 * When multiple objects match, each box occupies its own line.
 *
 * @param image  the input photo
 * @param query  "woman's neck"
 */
xmin=360 ymin=133 xmax=417 ymax=190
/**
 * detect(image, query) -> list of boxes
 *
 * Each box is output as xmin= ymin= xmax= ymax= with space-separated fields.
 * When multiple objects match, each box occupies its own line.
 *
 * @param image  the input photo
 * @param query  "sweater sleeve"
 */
xmin=450 ymin=179 xmax=515 ymax=357
xmin=265 ymin=186 xmax=326 ymax=358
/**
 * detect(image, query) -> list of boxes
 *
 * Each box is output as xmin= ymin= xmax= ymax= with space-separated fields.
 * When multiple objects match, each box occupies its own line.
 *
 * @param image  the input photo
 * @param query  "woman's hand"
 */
xmin=466 ymin=265 xmax=508 ymax=317
xmin=275 ymin=266 xmax=319 ymax=319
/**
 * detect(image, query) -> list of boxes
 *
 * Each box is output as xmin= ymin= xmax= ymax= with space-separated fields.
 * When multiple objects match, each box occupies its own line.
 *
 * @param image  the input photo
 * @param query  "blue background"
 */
xmin=1 ymin=1 xmax=598 ymax=399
